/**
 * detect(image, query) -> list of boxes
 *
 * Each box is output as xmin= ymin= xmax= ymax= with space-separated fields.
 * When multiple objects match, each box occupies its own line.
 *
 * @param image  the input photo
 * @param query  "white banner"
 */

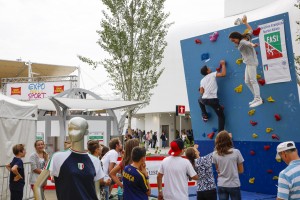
xmin=259 ymin=19 xmax=291 ymax=84
xmin=6 ymin=81 xmax=72 ymax=100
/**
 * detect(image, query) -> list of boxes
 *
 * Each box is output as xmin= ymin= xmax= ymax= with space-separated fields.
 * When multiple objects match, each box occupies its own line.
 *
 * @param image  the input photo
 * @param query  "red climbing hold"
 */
xmin=258 ymin=79 xmax=265 ymax=86
xmin=264 ymin=145 xmax=271 ymax=151
xmin=207 ymin=132 xmax=215 ymax=139
xmin=250 ymin=150 xmax=255 ymax=155
xmin=253 ymin=27 xmax=261 ymax=36
xmin=216 ymin=64 xmax=222 ymax=72
xmin=195 ymin=39 xmax=202 ymax=44
xmin=272 ymin=134 xmax=280 ymax=140
xmin=250 ymin=120 xmax=258 ymax=126
xmin=274 ymin=114 xmax=281 ymax=121
xmin=267 ymin=169 xmax=273 ymax=174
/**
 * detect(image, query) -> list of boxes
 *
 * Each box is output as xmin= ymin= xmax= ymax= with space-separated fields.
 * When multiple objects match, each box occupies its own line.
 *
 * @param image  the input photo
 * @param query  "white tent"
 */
xmin=0 ymin=93 xmax=37 ymax=165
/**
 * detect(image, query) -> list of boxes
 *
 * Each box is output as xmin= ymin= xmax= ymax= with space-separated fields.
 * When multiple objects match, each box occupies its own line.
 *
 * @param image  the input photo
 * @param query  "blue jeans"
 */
xmin=162 ymin=140 xmax=166 ymax=148
xmin=104 ymin=185 xmax=109 ymax=200
xmin=218 ymin=187 xmax=241 ymax=200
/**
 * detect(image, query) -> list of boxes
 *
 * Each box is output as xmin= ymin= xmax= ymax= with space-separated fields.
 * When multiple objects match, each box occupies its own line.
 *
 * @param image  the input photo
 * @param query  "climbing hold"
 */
xmin=248 ymin=109 xmax=255 ymax=116
xmin=209 ymin=32 xmax=219 ymax=42
xmin=266 ymin=128 xmax=273 ymax=133
xmin=253 ymin=27 xmax=261 ymax=36
xmin=236 ymin=58 xmax=243 ymax=65
xmin=221 ymin=105 xmax=225 ymax=110
xmin=212 ymin=128 xmax=218 ymax=133
xmin=250 ymin=150 xmax=255 ymax=155
xmin=234 ymin=84 xmax=243 ymax=93
xmin=195 ymin=39 xmax=202 ymax=44
xmin=201 ymin=53 xmax=210 ymax=61
xmin=252 ymin=133 xmax=258 ymax=138
xmin=202 ymin=133 xmax=206 ymax=138
xmin=207 ymin=132 xmax=215 ymax=139
xmin=273 ymin=176 xmax=279 ymax=180
xmin=267 ymin=169 xmax=273 ymax=174
xmin=216 ymin=64 xmax=222 ymax=72
xmin=267 ymin=96 xmax=275 ymax=102
xmin=264 ymin=145 xmax=270 ymax=151
xmin=249 ymin=177 xmax=255 ymax=184
xmin=250 ymin=120 xmax=258 ymax=126
xmin=258 ymin=79 xmax=266 ymax=86
xmin=256 ymin=74 xmax=261 ymax=79
xmin=276 ymin=158 xmax=281 ymax=162
xmin=272 ymin=134 xmax=280 ymax=140
xmin=274 ymin=114 xmax=281 ymax=121
xmin=243 ymin=28 xmax=250 ymax=34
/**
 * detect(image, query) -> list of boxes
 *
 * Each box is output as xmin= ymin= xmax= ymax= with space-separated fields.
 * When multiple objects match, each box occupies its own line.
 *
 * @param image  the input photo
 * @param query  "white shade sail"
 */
xmin=28 ymin=97 xmax=143 ymax=111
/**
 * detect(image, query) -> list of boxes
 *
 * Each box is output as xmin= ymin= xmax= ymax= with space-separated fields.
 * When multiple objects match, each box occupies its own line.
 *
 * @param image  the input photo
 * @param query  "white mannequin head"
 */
xmin=68 ymin=117 xmax=89 ymax=143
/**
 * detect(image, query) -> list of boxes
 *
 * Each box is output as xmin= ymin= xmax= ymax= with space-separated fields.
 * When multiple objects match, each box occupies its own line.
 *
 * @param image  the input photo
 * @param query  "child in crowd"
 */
xmin=186 ymin=145 xmax=217 ymax=200
xmin=29 ymin=140 xmax=48 ymax=190
xmin=229 ymin=15 xmax=262 ymax=108
xmin=212 ymin=131 xmax=244 ymax=200
xmin=110 ymin=139 xmax=140 ymax=200
xmin=6 ymin=144 xmax=26 ymax=200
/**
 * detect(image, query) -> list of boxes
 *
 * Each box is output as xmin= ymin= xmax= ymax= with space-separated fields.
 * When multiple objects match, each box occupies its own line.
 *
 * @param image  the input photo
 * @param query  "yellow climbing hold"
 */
xmin=236 ymin=58 xmax=243 ymax=65
xmin=267 ymin=96 xmax=275 ymax=102
xmin=249 ymin=177 xmax=255 ymax=184
xmin=248 ymin=109 xmax=255 ymax=116
xmin=273 ymin=176 xmax=279 ymax=180
xmin=266 ymin=128 xmax=273 ymax=133
xmin=256 ymin=74 xmax=261 ymax=79
xmin=276 ymin=158 xmax=282 ymax=162
xmin=234 ymin=84 xmax=243 ymax=93
xmin=252 ymin=133 xmax=258 ymax=138
xmin=244 ymin=29 xmax=250 ymax=34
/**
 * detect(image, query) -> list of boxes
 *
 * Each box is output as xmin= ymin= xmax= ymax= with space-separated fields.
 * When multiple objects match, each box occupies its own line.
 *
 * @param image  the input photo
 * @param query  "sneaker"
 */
xmin=249 ymin=98 xmax=263 ymax=108
xmin=202 ymin=115 xmax=208 ymax=122
xmin=249 ymin=99 xmax=256 ymax=105
xmin=234 ymin=18 xmax=242 ymax=25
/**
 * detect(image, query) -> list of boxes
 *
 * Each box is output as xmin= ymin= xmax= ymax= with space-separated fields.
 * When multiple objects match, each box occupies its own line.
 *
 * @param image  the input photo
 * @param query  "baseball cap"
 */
xmin=168 ymin=138 xmax=184 ymax=156
xmin=275 ymin=141 xmax=296 ymax=159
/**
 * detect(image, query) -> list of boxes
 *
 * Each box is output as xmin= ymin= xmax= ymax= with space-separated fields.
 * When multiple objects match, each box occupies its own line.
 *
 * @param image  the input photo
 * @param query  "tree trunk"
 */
xmin=127 ymin=109 xmax=133 ymax=135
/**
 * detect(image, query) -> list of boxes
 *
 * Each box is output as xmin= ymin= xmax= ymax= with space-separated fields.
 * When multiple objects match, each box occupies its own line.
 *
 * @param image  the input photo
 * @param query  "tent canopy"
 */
xmin=0 ymin=59 xmax=76 ymax=80
xmin=29 ymin=97 xmax=144 ymax=111
xmin=0 ymin=93 xmax=38 ymax=120
xmin=0 ymin=93 xmax=37 ymax=165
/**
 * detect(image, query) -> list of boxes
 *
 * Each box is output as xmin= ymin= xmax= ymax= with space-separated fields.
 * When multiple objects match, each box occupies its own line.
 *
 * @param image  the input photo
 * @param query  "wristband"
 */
xmin=159 ymin=189 xmax=163 ymax=192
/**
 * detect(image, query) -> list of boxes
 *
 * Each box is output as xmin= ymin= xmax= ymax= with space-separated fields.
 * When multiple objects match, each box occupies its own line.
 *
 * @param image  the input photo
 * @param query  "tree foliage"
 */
xmin=79 ymin=0 xmax=172 ymax=131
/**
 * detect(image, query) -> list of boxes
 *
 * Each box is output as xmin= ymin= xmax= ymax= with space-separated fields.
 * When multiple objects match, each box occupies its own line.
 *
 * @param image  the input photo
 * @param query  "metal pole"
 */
xmin=179 ymin=116 xmax=182 ymax=138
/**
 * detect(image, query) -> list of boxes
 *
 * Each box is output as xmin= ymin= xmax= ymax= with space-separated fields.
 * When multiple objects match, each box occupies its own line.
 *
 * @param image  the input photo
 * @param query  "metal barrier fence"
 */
xmin=0 ymin=162 xmax=34 ymax=200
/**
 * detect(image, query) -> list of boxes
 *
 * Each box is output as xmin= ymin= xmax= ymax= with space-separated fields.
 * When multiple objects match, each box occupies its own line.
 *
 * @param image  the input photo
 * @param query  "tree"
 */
xmin=295 ymin=1 xmax=300 ymax=84
xmin=79 ymin=0 xmax=172 ymax=133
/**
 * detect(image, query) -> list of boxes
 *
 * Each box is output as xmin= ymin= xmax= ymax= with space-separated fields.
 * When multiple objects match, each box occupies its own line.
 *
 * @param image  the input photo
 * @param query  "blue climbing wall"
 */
xmin=181 ymin=13 xmax=299 ymax=195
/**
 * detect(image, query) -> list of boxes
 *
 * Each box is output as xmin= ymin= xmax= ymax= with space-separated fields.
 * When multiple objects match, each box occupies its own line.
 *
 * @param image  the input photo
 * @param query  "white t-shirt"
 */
xmin=158 ymin=156 xmax=197 ymax=200
xmin=200 ymin=72 xmax=218 ymax=99
xmin=101 ymin=149 xmax=119 ymax=180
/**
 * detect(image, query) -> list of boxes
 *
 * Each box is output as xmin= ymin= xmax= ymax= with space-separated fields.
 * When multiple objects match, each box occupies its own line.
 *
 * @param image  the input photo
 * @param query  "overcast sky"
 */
xmin=0 ymin=0 xmax=224 ymax=95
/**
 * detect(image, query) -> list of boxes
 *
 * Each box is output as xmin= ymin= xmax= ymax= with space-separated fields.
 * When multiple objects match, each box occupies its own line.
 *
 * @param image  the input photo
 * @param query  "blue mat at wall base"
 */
xmin=151 ymin=187 xmax=276 ymax=200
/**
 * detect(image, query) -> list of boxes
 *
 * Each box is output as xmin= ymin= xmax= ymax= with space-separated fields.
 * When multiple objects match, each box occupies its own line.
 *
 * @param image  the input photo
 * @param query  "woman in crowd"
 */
xmin=29 ymin=140 xmax=48 ymax=189
xmin=186 ymin=145 xmax=217 ymax=200
xmin=212 ymin=131 xmax=244 ymax=200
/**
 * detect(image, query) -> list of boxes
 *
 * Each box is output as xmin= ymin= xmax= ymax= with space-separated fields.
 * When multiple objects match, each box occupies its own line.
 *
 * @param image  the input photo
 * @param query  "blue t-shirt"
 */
xmin=9 ymin=157 xmax=25 ymax=191
xmin=122 ymin=165 xmax=149 ymax=200
xmin=46 ymin=149 xmax=104 ymax=200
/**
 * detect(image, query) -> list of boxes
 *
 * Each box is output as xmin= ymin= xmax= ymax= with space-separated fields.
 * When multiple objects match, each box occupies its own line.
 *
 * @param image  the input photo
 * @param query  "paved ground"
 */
xmin=44 ymin=147 xmax=168 ymax=200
